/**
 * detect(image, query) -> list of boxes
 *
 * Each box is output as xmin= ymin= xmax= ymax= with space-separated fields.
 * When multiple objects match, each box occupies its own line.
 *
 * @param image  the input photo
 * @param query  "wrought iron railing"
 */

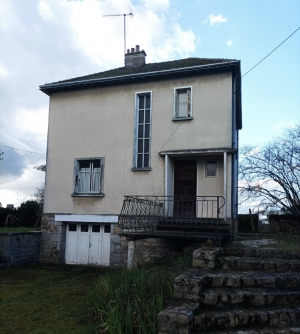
xmin=118 ymin=196 xmax=225 ymax=234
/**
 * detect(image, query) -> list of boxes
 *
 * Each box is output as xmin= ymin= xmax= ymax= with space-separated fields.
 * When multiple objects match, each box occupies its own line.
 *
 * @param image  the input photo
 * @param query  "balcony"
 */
xmin=118 ymin=196 xmax=231 ymax=245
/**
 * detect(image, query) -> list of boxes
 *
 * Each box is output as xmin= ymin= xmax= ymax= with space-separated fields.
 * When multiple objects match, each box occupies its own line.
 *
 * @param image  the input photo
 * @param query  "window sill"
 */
xmin=131 ymin=167 xmax=152 ymax=172
xmin=72 ymin=193 xmax=105 ymax=197
xmin=172 ymin=117 xmax=193 ymax=122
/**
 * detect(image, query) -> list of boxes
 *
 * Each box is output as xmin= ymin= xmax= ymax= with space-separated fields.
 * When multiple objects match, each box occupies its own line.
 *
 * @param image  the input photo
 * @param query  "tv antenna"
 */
xmin=103 ymin=12 xmax=134 ymax=58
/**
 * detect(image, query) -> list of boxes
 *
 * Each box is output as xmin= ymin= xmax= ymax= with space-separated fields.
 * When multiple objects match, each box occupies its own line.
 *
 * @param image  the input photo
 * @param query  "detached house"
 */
xmin=40 ymin=46 xmax=242 ymax=267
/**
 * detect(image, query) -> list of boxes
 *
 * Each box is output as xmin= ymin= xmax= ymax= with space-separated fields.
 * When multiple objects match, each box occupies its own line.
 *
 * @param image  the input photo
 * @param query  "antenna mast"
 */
xmin=103 ymin=12 xmax=134 ymax=58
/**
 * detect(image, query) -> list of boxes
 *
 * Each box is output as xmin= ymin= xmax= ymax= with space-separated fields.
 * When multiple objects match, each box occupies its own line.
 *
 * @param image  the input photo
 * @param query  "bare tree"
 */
xmin=239 ymin=124 xmax=300 ymax=220
xmin=33 ymin=183 xmax=45 ymax=214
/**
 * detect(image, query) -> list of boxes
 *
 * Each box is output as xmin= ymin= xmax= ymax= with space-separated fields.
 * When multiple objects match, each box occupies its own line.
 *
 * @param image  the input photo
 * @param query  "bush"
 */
xmin=17 ymin=200 xmax=41 ymax=227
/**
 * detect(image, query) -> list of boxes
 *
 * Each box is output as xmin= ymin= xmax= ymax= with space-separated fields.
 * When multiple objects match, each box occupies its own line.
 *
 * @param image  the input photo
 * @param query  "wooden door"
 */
xmin=174 ymin=160 xmax=197 ymax=216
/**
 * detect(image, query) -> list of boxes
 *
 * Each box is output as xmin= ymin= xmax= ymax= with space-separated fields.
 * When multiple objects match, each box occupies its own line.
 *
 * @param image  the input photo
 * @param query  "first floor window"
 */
xmin=174 ymin=87 xmax=192 ymax=119
xmin=205 ymin=160 xmax=217 ymax=178
xmin=134 ymin=92 xmax=152 ymax=169
xmin=74 ymin=158 xmax=104 ymax=194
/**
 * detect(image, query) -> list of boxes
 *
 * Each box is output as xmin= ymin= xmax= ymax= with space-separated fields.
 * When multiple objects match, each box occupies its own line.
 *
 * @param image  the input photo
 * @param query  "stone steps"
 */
xmin=158 ymin=248 xmax=300 ymax=334
xmin=219 ymin=256 xmax=300 ymax=273
xmin=193 ymin=306 xmax=300 ymax=332
xmin=200 ymin=288 xmax=300 ymax=309
xmin=192 ymin=325 xmax=300 ymax=333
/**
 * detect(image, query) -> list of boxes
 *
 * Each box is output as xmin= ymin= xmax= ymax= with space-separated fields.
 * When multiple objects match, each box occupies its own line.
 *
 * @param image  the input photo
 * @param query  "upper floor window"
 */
xmin=133 ymin=92 xmax=152 ymax=170
xmin=73 ymin=158 xmax=104 ymax=195
xmin=174 ymin=87 xmax=192 ymax=120
xmin=205 ymin=160 xmax=217 ymax=178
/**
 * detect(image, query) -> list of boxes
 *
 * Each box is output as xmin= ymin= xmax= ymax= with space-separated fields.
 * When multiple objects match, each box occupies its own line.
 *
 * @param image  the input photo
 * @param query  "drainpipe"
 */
xmin=223 ymin=152 xmax=227 ymax=221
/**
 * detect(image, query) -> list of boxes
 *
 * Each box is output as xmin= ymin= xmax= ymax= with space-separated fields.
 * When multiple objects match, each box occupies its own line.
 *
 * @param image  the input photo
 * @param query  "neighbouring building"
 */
xmin=39 ymin=46 xmax=242 ymax=267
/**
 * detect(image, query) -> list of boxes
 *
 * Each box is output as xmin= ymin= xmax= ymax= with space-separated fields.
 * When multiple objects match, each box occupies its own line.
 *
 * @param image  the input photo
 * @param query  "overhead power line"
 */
xmin=0 ymin=144 xmax=46 ymax=155
xmin=242 ymin=26 xmax=300 ymax=78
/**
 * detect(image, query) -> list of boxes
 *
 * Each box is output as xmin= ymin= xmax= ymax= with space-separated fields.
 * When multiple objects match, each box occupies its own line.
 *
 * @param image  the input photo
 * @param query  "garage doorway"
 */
xmin=65 ymin=223 xmax=111 ymax=265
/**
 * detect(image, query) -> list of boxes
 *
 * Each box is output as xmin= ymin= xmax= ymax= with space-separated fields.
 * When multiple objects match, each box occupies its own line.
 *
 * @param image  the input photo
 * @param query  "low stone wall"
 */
xmin=0 ymin=232 xmax=41 ymax=267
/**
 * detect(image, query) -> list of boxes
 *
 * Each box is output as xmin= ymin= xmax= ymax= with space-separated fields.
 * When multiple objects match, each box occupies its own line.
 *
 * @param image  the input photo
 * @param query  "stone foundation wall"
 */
xmin=110 ymin=225 xmax=128 ymax=267
xmin=0 ymin=232 xmax=41 ymax=266
xmin=120 ymin=237 xmax=179 ymax=267
xmin=40 ymin=214 xmax=66 ymax=264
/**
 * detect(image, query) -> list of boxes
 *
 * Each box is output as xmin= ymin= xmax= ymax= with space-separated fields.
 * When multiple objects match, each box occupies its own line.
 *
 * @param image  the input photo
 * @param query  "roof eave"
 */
xmin=39 ymin=60 xmax=241 ymax=95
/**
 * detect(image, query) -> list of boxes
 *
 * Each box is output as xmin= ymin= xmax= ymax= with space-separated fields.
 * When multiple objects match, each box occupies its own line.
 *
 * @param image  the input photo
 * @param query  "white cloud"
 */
xmin=227 ymin=39 xmax=233 ymax=47
xmin=38 ymin=0 xmax=53 ymax=20
xmin=208 ymin=14 xmax=228 ymax=26
xmin=0 ymin=0 xmax=196 ymax=205
xmin=272 ymin=121 xmax=297 ymax=131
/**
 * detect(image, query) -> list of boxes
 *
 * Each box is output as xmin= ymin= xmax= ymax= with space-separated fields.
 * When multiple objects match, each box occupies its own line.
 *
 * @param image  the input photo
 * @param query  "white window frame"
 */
xmin=173 ymin=86 xmax=193 ymax=120
xmin=73 ymin=158 xmax=104 ymax=196
xmin=205 ymin=160 xmax=217 ymax=178
xmin=132 ymin=91 xmax=152 ymax=171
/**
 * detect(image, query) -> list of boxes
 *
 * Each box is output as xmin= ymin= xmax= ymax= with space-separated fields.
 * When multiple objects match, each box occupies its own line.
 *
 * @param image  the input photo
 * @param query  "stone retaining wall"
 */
xmin=40 ymin=214 xmax=66 ymax=264
xmin=0 ymin=232 xmax=41 ymax=266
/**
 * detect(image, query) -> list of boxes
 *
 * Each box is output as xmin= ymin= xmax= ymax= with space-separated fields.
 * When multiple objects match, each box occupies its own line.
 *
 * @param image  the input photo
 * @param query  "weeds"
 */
xmin=86 ymin=249 xmax=193 ymax=334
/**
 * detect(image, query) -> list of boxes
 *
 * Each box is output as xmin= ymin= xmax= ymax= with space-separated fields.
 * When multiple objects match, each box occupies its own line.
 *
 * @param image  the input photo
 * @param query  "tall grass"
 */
xmin=86 ymin=250 xmax=193 ymax=334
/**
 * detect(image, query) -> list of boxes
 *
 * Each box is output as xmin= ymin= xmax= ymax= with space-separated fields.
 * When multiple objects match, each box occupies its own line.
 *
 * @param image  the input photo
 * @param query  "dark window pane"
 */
xmin=138 ymin=139 xmax=143 ymax=153
xmin=104 ymin=225 xmax=111 ymax=233
xmin=144 ymin=154 xmax=149 ymax=167
xmin=79 ymin=160 xmax=90 ymax=169
xmin=206 ymin=161 xmax=217 ymax=177
xmin=69 ymin=224 xmax=77 ymax=232
xmin=144 ymin=139 xmax=149 ymax=153
xmin=139 ymin=96 xmax=144 ymax=109
xmin=145 ymin=124 xmax=150 ymax=138
xmin=92 ymin=225 xmax=100 ymax=233
xmin=81 ymin=224 xmax=89 ymax=232
xmin=138 ymin=110 xmax=144 ymax=123
xmin=145 ymin=95 xmax=150 ymax=108
xmin=145 ymin=109 xmax=150 ymax=123
xmin=137 ymin=154 xmax=143 ymax=168
xmin=138 ymin=125 xmax=144 ymax=138
xmin=92 ymin=160 xmax=100 ymax=168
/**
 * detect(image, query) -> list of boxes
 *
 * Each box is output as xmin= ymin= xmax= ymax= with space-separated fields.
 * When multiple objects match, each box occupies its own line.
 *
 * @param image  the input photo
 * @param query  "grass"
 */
xmin=233 ymin=232 xmax=300 ymax=251
xmin=0 ymin=263 xmax=112 ymax=334
xmin=86 ymin=250 xmax=193 ymax=334
xmin=0 ymin=249 xmax=193 ymax=334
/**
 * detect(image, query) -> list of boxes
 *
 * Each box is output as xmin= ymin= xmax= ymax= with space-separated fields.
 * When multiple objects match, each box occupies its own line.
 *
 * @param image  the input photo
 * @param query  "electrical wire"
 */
xmin=0 ymin=144 xmax=46 ymax=155
xmin=242 ymin=26 xmax=300 ymax=78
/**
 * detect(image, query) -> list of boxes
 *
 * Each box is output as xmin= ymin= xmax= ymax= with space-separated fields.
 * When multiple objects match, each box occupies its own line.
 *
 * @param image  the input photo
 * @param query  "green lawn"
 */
xmin=0 ymin=263 xmax=112 ymax=334
xmin=0 ymin=227 xmax=40 ymax=233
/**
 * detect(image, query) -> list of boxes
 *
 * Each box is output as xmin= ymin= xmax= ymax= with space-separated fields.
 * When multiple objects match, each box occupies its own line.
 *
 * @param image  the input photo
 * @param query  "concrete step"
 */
xmin=224 ymin=248 xmax=300 ymax=261
xmin=193 ymin=306 xmax=300 ymax=332
xmin=218 ymin=256 xmax=300 ymax=272
xmin=174 ymin=269 xmax=300 ymax=302
xmin=192 ymin=325 xmax=300 ymax=333
xmin=200 ymin=288 xmax=300 ymax=309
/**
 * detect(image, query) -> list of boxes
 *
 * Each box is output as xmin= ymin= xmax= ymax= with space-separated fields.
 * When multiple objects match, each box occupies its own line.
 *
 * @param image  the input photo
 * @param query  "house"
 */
xmin=39 ymin=46 xmax=242 ymax=267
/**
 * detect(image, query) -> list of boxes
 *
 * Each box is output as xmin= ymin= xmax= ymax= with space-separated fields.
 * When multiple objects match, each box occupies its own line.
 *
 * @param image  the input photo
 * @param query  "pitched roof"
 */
xmin=51 ymin=58 xmax=238 ymax=84
xmin=40 ymin=57 xmax=242 ymax=129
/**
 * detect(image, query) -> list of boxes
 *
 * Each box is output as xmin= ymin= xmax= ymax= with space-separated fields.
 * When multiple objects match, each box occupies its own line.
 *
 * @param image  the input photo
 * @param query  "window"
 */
xmin=73 ymin=158 xmax=104 ymax=195
xmin=133 ymin=92 xmax=152 ymax=170
xmin=174 ymin=87 xmax=192 ymax=119
xmin=205 ymin=160 xmax=217 ymax=178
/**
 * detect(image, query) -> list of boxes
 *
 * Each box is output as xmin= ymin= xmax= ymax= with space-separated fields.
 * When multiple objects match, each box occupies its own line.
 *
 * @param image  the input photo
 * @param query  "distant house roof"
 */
xmin=40 ymin=57 xmax=242 ymax=129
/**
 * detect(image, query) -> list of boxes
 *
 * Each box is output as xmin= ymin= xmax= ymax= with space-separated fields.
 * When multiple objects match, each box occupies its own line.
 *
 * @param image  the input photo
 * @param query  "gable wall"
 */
xmin=44 ymin=72 xmax=233 ymax=215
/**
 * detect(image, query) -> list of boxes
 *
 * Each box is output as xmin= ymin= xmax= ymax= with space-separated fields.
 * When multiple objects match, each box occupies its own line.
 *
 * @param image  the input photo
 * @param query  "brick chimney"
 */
xmin=125 ymin=45 xmax=146 ymax=67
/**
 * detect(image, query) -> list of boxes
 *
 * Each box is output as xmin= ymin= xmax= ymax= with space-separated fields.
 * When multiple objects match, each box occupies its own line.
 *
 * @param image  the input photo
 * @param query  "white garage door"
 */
xmin=65 ymin=223 xmax=111 ymax=266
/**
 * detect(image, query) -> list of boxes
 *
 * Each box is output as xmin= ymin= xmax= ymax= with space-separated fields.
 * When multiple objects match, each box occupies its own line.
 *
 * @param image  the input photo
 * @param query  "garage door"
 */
xmin=65 ymin=223 xmax=111 ymax=266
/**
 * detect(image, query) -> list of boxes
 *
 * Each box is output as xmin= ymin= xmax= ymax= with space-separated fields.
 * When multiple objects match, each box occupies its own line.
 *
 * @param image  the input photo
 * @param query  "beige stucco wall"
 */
xmin=44 ymin=72 xmax=233 ymax=215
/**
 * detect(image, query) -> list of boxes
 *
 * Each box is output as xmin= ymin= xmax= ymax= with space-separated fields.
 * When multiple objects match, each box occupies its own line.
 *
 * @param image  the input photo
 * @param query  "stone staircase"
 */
xmin=158 ymin=247 xmax=300 ymax=333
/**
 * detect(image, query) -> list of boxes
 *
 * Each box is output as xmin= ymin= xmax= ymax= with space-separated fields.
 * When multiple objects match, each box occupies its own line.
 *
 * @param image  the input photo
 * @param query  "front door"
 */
xmin=174 ymin=160 xmax=197 ymax=216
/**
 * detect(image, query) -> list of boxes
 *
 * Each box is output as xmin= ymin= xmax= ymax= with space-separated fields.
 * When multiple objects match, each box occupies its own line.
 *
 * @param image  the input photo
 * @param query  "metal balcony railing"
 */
xmin=118 ymin=196 xmax=225 ymax=235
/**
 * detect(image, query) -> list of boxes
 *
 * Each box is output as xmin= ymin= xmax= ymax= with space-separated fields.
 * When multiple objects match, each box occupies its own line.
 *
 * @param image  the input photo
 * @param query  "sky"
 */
xmin=0 ymin=0 xmax=299 ymax=208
